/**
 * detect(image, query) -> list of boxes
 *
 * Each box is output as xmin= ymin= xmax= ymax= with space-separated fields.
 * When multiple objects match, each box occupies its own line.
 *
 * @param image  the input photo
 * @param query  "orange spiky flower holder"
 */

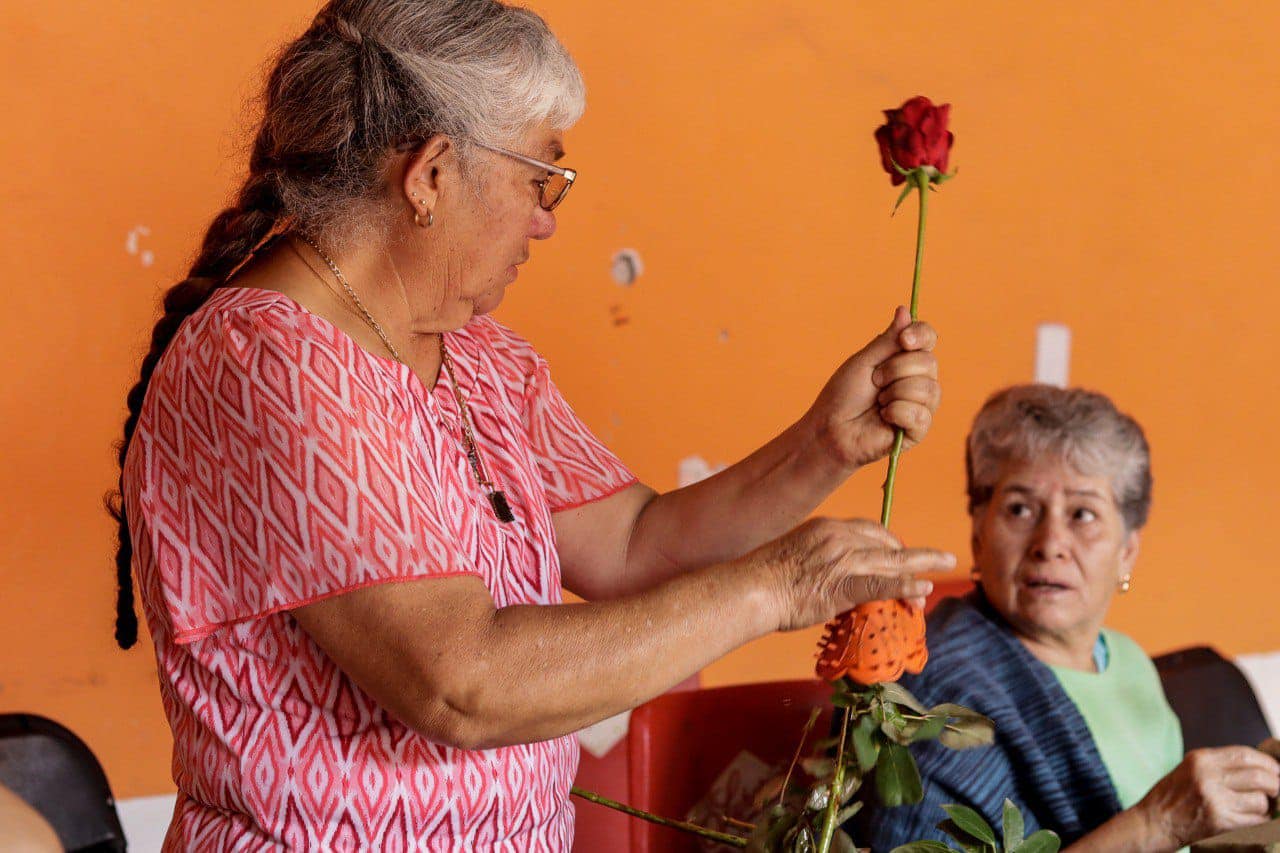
xmin=815 ymin=600 xmax=928 ymax=683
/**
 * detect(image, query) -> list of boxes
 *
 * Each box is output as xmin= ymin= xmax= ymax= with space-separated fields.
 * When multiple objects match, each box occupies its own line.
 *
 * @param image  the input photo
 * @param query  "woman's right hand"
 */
xmin=747 ymin=517 xmax=955 ymax=632
xmin=1136 ymin=746 xmax=1280 ymax=849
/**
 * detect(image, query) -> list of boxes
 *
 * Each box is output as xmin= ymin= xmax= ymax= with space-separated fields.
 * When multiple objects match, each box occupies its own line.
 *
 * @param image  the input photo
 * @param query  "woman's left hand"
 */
xmin=806 ymin=306 xmax=940 ymax=470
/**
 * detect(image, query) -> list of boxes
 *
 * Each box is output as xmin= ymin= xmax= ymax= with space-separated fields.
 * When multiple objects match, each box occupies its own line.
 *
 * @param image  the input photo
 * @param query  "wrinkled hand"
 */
xmin=748 ymin=517 xmax=955 ymax=632
xmin=1137 ymin=746 xmax=1280 ymax=849
xmin=807 ymin=306 xmax=940 ymax=470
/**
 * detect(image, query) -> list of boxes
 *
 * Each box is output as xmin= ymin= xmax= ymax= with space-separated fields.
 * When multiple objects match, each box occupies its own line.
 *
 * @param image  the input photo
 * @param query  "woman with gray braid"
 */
xmin=108 ymin=1 xmax=949 ymax=848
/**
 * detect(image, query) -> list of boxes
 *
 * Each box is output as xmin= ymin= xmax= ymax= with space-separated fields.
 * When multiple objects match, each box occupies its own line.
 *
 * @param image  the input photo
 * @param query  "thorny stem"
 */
xmin=816 ymin=708 xmax=853 ymax=853
xmin=570 ymin=786 xmax=749 ymax=848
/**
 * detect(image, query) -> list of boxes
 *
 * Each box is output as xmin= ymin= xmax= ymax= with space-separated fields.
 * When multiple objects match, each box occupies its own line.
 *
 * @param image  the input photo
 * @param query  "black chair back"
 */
xmin=0 ymin=713 xmax=127 ymax=852
xmin=1154 ymin=646 xmax=1272 ymax=752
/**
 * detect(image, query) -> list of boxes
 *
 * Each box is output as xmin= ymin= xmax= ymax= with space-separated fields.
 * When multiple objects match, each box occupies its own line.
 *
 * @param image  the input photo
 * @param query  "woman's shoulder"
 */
xmin=192 ymin=286 xmax=324 ymax=335
xmin=159 ymin=287 xmax=405 ymax=410
xmin=183 ymin=286 xmax=388 ymax=365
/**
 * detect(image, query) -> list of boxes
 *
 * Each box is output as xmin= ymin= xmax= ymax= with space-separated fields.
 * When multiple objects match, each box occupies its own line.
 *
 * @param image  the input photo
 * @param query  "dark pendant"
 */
xmin=488 ymin=490 xmax=515 ymax=523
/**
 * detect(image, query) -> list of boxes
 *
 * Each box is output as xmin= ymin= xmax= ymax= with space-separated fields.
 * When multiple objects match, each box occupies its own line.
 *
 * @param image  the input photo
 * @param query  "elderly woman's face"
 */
xmin=971 ymin=456 xmax=1139 ymax=645
xmin=401 ymin=121 xmax=562 ymax=329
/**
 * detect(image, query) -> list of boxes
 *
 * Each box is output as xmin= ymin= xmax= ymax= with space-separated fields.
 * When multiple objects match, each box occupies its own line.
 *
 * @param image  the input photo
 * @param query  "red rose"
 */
xmin=874 ymin=96 xmax=954 ymax=185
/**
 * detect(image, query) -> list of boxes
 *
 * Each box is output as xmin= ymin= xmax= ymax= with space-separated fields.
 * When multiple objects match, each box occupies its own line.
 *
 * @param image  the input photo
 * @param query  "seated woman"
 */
xmin=855 ymin=384 xmax=1279 ymax=852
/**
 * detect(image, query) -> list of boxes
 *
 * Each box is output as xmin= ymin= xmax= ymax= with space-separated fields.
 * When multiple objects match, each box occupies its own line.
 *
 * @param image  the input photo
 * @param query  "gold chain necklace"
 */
xmin=298 ymin=235 xmax=515 ymax=524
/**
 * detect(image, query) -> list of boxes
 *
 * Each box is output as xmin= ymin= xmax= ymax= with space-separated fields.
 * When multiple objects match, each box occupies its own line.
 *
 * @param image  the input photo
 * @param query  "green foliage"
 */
xmin=1002 ymin=799 xmax=1024 ymax=850
xmin=876 ymin=743 xmax=923 ymax=807
xmin=1014 ymin=832 xmax=1062 ymax=853
xmin=852 ymin=715 xmax=881 ymax=772
xmin=739 ymin=681 xmax=1001 ymax=853
xmin=730 ymin=683 xmax=1048 ymax=853
xmin=887 ymin=799 xmax=1060 ymax=853
xmin=941 ymin=805 xmax=996 ymax=846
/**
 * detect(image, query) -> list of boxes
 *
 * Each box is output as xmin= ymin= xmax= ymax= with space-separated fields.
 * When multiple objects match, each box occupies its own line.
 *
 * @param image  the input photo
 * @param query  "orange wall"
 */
xmin=2 ymin=1 xmax=1278 ymax=799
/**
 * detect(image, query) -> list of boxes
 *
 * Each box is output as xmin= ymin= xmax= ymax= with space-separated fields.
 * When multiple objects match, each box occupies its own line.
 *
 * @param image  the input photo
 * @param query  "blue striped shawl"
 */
xmin=851 ymin=592 xmax=1121 ymax=851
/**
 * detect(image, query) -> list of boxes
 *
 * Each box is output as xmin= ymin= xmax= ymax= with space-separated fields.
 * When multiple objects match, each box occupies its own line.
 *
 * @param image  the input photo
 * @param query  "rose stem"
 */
xmin=880 ymin=168 xmax=929 ymax=528
xmin=816 ymin=706 xmax=853 ymax=853
xmin=569 ymin=786 xmax=749 ymax=847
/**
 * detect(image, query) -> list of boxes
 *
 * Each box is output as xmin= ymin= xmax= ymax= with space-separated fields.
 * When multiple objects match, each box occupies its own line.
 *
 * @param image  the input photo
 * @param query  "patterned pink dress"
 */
xmin=123 ymin=288 xmax=636 ymax=851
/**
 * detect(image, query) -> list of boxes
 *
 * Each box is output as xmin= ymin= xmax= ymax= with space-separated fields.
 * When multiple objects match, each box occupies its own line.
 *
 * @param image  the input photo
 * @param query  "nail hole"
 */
xmin=610 ymin=248 xmax=643 ymax=286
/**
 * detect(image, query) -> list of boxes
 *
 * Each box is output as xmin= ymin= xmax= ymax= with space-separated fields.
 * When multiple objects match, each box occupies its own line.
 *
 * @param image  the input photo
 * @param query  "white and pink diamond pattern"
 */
xmin=123 ymin=288 xmax=636 ymax=851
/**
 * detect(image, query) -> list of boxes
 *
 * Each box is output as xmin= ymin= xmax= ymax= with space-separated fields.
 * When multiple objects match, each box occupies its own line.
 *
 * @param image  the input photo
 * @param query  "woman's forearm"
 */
xmin=623 ymin=414 xmax=855 ymax=587
xmin=1065 ymin=806 xmax=1170 ymax=853
xmin=412 ymin=557 xmax=779 ymax=750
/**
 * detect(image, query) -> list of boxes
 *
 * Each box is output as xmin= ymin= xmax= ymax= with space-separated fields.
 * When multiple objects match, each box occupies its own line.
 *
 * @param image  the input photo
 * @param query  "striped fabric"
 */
xmin=852 ymin=592 xmax=1121 ymax=851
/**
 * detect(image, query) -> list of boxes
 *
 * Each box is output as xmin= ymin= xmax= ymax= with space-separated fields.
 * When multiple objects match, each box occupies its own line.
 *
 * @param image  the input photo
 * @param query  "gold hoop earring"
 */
xmin=1119 ymin=574 xmax=1132 ymax=594
xmin=969 ymin=567 xmax=981 ymax=583
xmin=414 ymin=208 xmax=433 ymax=228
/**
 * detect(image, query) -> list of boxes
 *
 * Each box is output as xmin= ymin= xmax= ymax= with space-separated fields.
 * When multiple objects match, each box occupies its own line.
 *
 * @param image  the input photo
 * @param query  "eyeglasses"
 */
xmin=472 ymin=140 xmax=576 ymax=211
xmin=394 ymin=137 xmax=576 ymax=212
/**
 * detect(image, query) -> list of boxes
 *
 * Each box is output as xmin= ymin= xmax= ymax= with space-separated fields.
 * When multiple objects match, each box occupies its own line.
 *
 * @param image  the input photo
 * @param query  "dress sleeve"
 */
xmin=521 ymin=358 xmax=638 ymax=513
xmin=136 ymin=305 xmax=479 ymax=644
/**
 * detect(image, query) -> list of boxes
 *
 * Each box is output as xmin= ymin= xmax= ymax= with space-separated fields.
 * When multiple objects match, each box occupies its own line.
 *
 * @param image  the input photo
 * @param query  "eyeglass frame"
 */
xmin=394 ymin=137 xmax=576 ymax=212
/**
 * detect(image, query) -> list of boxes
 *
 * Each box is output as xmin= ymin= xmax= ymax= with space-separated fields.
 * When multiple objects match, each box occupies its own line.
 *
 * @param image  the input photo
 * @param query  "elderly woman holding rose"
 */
xmin=106 ymin=1 xmax=954 ymax=848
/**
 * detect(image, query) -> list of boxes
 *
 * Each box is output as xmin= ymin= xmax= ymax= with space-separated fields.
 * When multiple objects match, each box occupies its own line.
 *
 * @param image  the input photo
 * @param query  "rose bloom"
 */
xmin=875 ymin=96 xmax=954 ymax=185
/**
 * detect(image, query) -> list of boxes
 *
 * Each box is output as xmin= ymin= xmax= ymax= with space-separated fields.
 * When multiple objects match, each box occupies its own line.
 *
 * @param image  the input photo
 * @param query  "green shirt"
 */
xmin=1049 ymin=629 xmax=1183 ymax=809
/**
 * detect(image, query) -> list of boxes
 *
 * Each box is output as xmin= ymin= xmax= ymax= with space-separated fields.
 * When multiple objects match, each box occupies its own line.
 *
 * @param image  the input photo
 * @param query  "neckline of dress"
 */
xmin=209 ymin=285 xmax=480 ymax=402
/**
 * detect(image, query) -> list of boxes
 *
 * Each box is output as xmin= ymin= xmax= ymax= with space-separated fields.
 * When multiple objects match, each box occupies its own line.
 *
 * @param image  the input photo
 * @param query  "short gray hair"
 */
xmin=965 ymin=385 xmax=1153 ymax=530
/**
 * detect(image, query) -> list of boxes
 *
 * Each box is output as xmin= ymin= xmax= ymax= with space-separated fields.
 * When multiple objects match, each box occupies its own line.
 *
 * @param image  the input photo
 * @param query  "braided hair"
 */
xmin=105 ymin=0 xmax=585 ymax=648
xmin=105 ymin=142 xmax=283 ymax=647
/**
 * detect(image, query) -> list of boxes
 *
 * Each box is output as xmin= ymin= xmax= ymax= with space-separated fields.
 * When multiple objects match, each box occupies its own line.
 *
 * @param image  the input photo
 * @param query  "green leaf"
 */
xmin=880 ymin=683 xmax=929 ymax=714
xmin=1013 ymin=830 xmax=1061 ymax=853
xmin=830 ymin=693 xmax=854 ymax=708
xmin=928 ymin=703 xmax=989 ymax=722
xmin=941 ymin=804 xmax=996 ymax=846
xmin=852 ymin=714 xmax=881 ymax=772
xmin=891 ymin=842 xmax=956 ymax=853
xmin=1002 ymin=799 xmax=1024 ymax=850
xmin=935 ymin=822 xmax=990 ymax=853
xmin=881 ymin=718 xmax=916 ymax=746
xmin=930 ymin=705 xmax=996 ymax=750
xmin=875 ymin=742 xmax=923 ymax=807
xmin=910 ymin=715 xmax=947 ymax=743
